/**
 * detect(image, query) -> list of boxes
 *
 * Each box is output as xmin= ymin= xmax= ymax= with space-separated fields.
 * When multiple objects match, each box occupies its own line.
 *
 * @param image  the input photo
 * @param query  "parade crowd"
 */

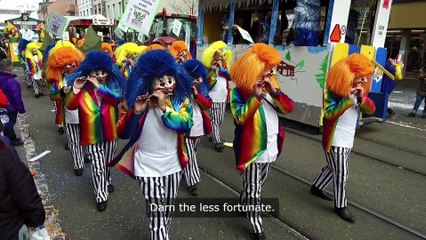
xmin=1 ymin=35 xmax=410 ymax=240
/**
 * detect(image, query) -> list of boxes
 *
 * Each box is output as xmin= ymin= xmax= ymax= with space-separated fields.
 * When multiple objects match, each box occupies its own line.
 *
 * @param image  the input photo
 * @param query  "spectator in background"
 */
xmin=0 ymin=138 xmax=46 ymax=240
xmin=408 ymin=65 xmax=426 ymax=118
xmin=0 ymin=58 xmax=26 ymax=146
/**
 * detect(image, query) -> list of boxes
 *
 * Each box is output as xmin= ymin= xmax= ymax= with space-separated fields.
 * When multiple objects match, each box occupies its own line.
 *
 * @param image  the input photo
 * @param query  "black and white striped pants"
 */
xmin=312 ymin=146 xmax=351 ymax=208
xmin=31 ymin=76 xmax=42 ymax=95
xmin=65 ymin=123 xmax=85 ymax=170
xmin=239 ymin=162 xmax=272 ymax=234
xmin=183 ymin=137 xmax=201 ymax=187
xmin=85 ymin=140 xmax=117 ymax=203
xmin=25 ymin=72 xmax=32 ymax=87
xmin=138 ymin=171 xmax=182 ymax=240
xmin=210 ymin=102 xmax=226 ymax=144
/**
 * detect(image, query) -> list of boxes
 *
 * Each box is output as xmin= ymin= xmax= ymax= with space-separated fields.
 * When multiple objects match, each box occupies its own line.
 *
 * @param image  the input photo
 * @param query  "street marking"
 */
xmin=28 ymin=150 xmax=51 ymax=162
xmin=387 ymin=121 xmax=426 ymax=131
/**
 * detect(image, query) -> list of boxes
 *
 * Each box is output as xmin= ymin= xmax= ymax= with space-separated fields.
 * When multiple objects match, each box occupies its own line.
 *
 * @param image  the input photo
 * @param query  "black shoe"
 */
xmin=39 ymin=92 xmax=44 ymax=96
xmin=35 ymin=94 xmax=40 ymax=98
xmin=252 ymin=232 xmax=267 ymax=240
xmin=310 ymin=185 xmax=333 ymax=201
xmin=214 ymin=142 xmax=224 ymax=152
xmin=84 ymin=157 xmax=91 ymax=163
xmin=387 ymin=108 xmax=395 ymax=119
xmin=74 ymin=168 xmax=83 ymax=176
xmin=188 ymin=185 xmax=198 ymax=196
xmin=422 ymin=114 xmax=426 ymax=119
xmin=96 ymin=201 xmax=107 ymax=212
xmin=58 ymin=127 xmax=64 ymax=135
xmin=64 ymin=142 xmax=69 ymax=151
xmin=334 ymin=207 xmax=355 ymax=223
xmin=408 ymin=112 xmax=416 ymax=117
xmin=27 ymin=85 xmax=32 ymax=89
xmin=11 ymin=138 xmax=24 ymax=146
xmin=108 ymin=184 xmax=114 ymax=193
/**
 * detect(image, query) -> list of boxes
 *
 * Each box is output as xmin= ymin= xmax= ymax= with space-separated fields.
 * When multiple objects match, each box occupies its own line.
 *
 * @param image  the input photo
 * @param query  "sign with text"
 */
xmin=45 ymin=12 xmax=68 ymax=36
xmin=236 ymin=26 xmax=254 ymax=44
xmin=114 ymin=27 xmax=124 ymax=39
xmin=172 ymin=19 xmax=182 ymax=37
xmin=371 ymin=0 xmax=393 ymax=48
xmin=121 ymin=0 xmax=163 ymax=35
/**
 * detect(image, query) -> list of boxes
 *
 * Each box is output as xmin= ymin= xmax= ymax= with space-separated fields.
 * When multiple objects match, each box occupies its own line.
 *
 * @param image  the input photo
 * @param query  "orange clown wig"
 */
xmin=326 ymin=54 xmax=375 ymax=98
xmin=230 ymin=43 xmax=281 ymax=96
xmin=101 ymin=42 xmax=114 ymax=57
xmin=168 ymin=41 xmax=192 ymax=62
xmin=46 ymin=45 xmax=84 ymax=83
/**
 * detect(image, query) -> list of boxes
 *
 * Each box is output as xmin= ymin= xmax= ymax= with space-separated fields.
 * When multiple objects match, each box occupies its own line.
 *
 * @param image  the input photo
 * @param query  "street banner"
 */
xmin=121 ymin=0 xmax=163 ymax=35
xmin=45 ymin=12 xmax=68 ymax=36
xmin=172 ymin=19 xmax=182 ymax=37
xmin=114 ymin=27 xmax=124 ymax=39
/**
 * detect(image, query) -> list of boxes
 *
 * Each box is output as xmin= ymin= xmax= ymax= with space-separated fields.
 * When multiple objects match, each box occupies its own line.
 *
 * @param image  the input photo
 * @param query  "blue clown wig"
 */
xmin=42 ymin=41 xmax=57 ymax=66
xmin=18 ymin=39 xmax=30 ymax=56
xmin=183 ymin=59 xmax=210 ymax=96
xmin=126 ymin=50 xmax=193 ymax=109
xmin=67 ymin=50 xmax=126 ymax=91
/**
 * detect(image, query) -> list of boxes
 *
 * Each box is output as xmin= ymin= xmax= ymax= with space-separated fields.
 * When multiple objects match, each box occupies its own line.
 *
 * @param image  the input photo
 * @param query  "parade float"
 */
xmin=197 ymin=0 xmax=397 ymax=128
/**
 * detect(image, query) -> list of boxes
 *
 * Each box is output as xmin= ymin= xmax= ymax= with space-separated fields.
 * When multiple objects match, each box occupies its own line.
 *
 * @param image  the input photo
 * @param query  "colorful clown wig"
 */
xmin=25 ymin=42 xmax=42 ymax=59
xmin=201 ymin=41 xmax=232 ymax=69
xmin=230 ymin=43 xmax=281 ymax=96
xmin=46 ymin=46 xmax=84 ymax=83
xmin=326 ymin=53 xmax=375 ymax=98
xmin=169 ymin=41 xmax=192 ymax=62
xmin=67 ymin=50 xmax=126 ymax=91
xmin=114 ymin=42 xmax=147 ymax=67
xmin=147 ymin=43 xmax=166 ymax=51
xmin=126 ymin=50 xmax=193 ymax=109
xmin=101 ymin=42 xmax=114 ymax=57
xmin=183 ymin=59 xmax=209 ymax=96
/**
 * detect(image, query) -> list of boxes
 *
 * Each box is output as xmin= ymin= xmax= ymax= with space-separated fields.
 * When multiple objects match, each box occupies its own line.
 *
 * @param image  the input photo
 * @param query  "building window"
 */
xmin=119 ymin=2 xmax=122 ymax=13
xmin=107 ymin=5 xmax=110 ymax=17
xmin=112 ymin=3 xmax=115 ymax=18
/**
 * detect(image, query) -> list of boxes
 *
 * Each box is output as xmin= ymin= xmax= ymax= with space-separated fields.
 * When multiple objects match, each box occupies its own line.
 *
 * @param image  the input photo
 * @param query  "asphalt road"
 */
xmin=12 ymin=68 xmax=426 ymax=240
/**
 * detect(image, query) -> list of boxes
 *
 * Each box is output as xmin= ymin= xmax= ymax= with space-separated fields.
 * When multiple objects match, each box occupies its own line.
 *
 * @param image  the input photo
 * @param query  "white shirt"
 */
xmin=189 ymin=100 xmax=204 ymax=137
xmin=256 ymin=94 xmax=279 ymax=163
xmin=134 ymin=107 xmax=181 ymax=177
xmin=208 ymin=69 xmax=228 ymax=103
xmin=64 ymin=80 xmax=79 ymax=124
xmin=33 ymin=56 xmax=42 ymax=80
xmin=331 ymin=97 xmax=359 ymax=148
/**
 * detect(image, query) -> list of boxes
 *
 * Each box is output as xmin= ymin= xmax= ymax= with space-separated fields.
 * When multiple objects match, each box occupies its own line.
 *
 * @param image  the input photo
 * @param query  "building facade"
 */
xmin=104 ymin=0 xmax=127 ymax=20
xmin=78 ymin=0 xmax=93 ymax=17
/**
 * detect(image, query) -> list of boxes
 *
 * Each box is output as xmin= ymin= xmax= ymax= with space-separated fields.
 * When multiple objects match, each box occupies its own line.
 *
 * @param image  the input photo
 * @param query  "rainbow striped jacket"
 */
xmin=64 ymin=84 xmax=122 ymax=145
xmin=48 ymin=75 xmax=66 ymax=125
xmin=230 ymin=88 xmax=294 ymax=171
xmin=108 ymin=98 xmax=193 ymax=178
xmin=322 ymin=89 xmax=375 ymax=152
xmin=26 ymin=56 xmax=42 ymax=76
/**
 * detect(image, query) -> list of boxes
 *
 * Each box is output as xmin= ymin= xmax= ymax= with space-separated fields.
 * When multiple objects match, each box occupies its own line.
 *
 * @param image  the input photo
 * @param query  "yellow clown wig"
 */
xmin=327 ymin=53 xmax=375 ymax=98
xmin=168 ymin=41 xmax=192 ymax=61
xmin=201 ymin=41 xmax=232 ymax=69
xmin=114 ymin=42 xmax=147 ymax=67
xmin=230 ymin=43 xmax=281 ymax=96
xmin=101 ymin=42 xmax=114 ymax=57
xmin=25 ymin=42 xmax=43 ymax=59
xmin=46 ymin=45 xmax=84 ymax=83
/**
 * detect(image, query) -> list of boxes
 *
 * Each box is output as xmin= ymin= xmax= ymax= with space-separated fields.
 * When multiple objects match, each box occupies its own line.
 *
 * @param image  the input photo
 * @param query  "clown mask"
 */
xmin=193 ymin=76 xmax=203 ymax=88
xmin=176 ymin=50 xmax=189 ymax=63
xmin=63 ymin=63 xmax=76 ymax=74
xmin=31 ymin=49 xmax=38 ymax=55
xmin=152 ymin=75 xmax=176 ymax=96
xmin=89 ymin=70 xmax=108 ymax=84
xmin=352 ymin=76 xmax=367 ymax=88
xmin=211 ymin=50 xmax=226 ymax=69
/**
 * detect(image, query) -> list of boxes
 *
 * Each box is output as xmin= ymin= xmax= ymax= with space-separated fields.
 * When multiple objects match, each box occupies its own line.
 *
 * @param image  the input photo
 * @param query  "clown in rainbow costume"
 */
xmin=181 ymin=59 xmax=213 ymax=196
xmin=25 ymin=42 xmax=44 ymax=98
xmin=108 ymin=50 xmax=193 ymax=240
xmin=45 ymin=42 xmax=86 ymax=175
xmin=64 ymin=50 xmax=126 ymax=212
xmin=169 ymin=40 xmax=192 ymax=63
xmin=201 ymin=40 xmax=232 ymax=152
xmin=17 ymin=39 xmax=31 ymax=88
xmin=311 ymin=54 xmax=375 ymax=224
xmin=45 ymin=40 xmax=82 ymax=134
xmin=114 ymin=42 xmax=147 ymax=78
xmin=230 ymin=43 xmax=294 ymax=240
